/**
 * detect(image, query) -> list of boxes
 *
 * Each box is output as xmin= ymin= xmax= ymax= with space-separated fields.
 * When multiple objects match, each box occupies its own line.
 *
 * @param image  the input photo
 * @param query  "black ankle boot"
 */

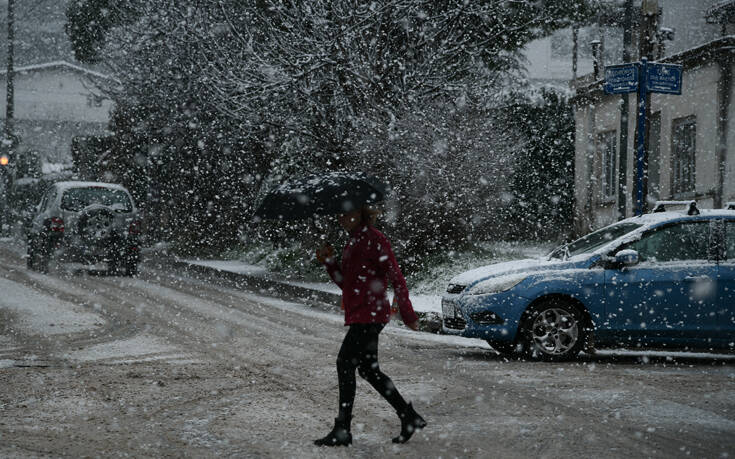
xmin=314 ymin=417 xmax=352 ymax=447
xmin=392 ymin=403 xmax=426 ymax=444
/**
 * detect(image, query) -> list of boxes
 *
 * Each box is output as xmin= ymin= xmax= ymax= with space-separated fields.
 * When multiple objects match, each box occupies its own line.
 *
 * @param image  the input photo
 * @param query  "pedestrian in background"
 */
xmin=314 ymin=205 xmax=426 ymax=446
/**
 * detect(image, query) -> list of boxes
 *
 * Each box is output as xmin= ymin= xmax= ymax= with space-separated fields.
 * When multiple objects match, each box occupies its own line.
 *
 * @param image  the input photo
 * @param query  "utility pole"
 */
xmin=572 ymin=26 xmax=578 ymax=81
xmin=617 ymin=0 xmax=633 ymax=220
xmin=5 ymin=0 xmax=14 ymax=139
xmin=634 ymin=0 xmax=659 ymax=214
xmin=1 ymin=0 xmax=14 ymax=234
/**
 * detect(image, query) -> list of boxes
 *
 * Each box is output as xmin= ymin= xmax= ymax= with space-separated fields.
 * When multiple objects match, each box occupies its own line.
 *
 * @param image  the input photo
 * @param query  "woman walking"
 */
xmin=314 ymin=205 xmax=426 ymax=447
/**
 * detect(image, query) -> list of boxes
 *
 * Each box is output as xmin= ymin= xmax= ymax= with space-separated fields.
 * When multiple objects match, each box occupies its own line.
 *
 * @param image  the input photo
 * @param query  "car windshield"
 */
xmin=549 ymin=222 xmax=642 ymax=259
xmin=60 ymin=187 xmax=133 ymax=212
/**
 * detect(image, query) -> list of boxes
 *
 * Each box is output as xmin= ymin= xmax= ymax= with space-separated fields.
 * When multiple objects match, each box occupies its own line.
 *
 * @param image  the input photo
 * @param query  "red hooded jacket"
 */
xmin=323 ymin=225 xmax=418 ymax=326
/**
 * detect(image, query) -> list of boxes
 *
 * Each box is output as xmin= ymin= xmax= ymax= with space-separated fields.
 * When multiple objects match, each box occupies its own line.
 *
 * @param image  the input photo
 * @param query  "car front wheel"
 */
xmin=27 ymin=237 xmax=49 ymax=273
xmin=520 ymin=299 xmax=586 ymax=361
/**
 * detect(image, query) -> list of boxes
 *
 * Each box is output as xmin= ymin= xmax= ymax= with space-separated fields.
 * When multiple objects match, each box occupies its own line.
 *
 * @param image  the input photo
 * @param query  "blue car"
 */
xmin=442 ymin=201 xmax=735 ymax=360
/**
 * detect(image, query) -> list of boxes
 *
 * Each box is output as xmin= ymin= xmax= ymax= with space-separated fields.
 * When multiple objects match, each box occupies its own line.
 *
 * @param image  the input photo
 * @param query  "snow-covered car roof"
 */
xmin=591 ymin=208 xmax=735 ymax=256
xmin=54 ymin=181 xmax=130 ymax=193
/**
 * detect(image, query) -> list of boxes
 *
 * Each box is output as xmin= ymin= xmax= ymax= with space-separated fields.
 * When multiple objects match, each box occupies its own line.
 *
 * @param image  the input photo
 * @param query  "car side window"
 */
xmin=624 ymin=221 xmax=710 ymax=262
xmin=39 ymin=188 xmax=52 ymax=212
xmin=727 ymin=221 xmax=735 ymax=260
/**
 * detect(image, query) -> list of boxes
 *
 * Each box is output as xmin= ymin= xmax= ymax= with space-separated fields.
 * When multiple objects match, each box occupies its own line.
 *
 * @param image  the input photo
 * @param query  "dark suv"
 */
xmin=27 ymin=181 xmax=141 ymax=275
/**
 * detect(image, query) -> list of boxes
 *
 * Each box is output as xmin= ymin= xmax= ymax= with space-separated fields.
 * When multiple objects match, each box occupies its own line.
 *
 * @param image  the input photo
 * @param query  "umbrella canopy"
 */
xmin=254 ymin=172 xmax=387 ymax=221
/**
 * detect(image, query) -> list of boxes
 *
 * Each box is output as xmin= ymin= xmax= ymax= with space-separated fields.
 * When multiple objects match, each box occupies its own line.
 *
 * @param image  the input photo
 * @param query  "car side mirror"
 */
xmin=614 ymin=249 xmax=639 ymax=267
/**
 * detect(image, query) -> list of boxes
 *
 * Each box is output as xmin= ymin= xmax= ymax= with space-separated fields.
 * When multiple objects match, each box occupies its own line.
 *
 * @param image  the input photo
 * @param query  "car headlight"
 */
xmin=466 ymin=274 xmax=527 ymax=295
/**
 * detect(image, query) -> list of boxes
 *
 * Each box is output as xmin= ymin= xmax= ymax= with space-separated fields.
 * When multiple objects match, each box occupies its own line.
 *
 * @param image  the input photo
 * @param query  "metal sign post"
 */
xmin=604 ymin=58 xmax=682 ymax=216
xmin=635 ymin=58 xmax=649 ymax=217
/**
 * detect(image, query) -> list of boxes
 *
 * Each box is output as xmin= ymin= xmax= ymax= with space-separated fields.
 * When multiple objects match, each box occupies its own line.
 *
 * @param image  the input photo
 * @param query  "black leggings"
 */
xmin=336 ymin=323 xmax=408 ymax=421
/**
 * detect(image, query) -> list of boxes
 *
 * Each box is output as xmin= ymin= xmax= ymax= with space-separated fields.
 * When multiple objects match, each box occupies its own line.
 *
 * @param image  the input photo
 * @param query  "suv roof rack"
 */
xmin=725 ymin=202 xmax=735 ymax=210
xmin=651 ymin=200 xmax=699 ymax=215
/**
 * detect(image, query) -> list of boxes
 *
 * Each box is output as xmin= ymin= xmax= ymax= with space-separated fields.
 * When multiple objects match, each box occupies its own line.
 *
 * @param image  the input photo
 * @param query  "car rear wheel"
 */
xmin=27 ymin=237 xmax=49 ymax=273
xmin=520 ymin=299 xmax=586 ymax=361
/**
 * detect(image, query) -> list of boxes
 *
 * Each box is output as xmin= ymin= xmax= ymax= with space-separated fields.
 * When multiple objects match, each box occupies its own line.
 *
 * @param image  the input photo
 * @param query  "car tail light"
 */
xmin=49 ymin=217 xmax=65 ymax=232
xmin=129 ymin=220 xmax=142 ymax=235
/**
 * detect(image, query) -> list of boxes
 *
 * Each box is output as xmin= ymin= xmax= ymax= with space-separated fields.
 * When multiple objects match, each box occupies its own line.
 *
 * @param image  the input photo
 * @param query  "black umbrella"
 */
xmin=254 ymin=172 xmax=387 ymax=221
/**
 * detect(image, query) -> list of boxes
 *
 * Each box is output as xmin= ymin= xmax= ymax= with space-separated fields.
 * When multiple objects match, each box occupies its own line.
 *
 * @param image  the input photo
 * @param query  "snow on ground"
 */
xmin=185 ymin=259 xmax=443 ymax=313
xmin=183 ymin=259 xmax=269 ymax=276
xmin=64 ymin=334 xmax=195 ymax=364
xmin=235 ymin=288 xmax=490 ymax=348
xmin=182 ymin=259 xmax=735 ymax=359
xmin=4 ymin=253 xmax=732 ymax=364
xmin=594 ymin=348 xmax=735 ymax=361
xmin=0 ymin=277 xmax=104 ymax=335
xmin=283 ymin=280 xmax=342 ymax=295
xmin=283 ymin=281 xmax=441 ymax=313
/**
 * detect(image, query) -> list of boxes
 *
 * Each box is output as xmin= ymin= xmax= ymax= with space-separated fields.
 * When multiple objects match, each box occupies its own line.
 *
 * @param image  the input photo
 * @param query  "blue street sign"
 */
xmin=646 ymin=63 xmax=683 ymax=94
xmin=603 ymin=58 xmax=683 ymax=216
xmin=604 ymin=63 xmax=639 ymax=94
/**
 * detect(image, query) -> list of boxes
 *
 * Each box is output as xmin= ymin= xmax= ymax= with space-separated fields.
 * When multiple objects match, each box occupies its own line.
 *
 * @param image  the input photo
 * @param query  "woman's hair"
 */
xmin=361 ymin=205 xmax=381 ymax=226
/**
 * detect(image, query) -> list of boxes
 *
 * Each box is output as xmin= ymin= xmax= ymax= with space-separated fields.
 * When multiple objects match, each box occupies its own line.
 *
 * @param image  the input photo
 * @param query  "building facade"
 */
xmin=573 ymin=37 xmax=735 ymax=232
xmin=0 ymin=61 xmax=114 ymax=166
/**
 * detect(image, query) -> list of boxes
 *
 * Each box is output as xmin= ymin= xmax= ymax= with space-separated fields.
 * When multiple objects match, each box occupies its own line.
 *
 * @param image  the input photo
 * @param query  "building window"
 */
xmin=598 ymin=130 xmax=617 ymax=200
xmin=671 ymin=116 xmax=696 ymax=195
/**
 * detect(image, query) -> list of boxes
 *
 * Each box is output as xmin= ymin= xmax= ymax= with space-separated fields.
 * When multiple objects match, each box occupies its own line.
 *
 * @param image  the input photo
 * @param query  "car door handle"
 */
xmin=683 ymin=276 xmax=711 ymax=282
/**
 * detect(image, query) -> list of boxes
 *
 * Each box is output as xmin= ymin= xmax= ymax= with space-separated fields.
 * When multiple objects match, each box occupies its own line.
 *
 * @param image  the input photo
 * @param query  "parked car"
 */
xmin=26 ymin=181 xmax=142 ymax=275
xmin=11 ymin=167 xmax=76 ymax=238
xmin=442 ymin=201 xmax=735 ymax=360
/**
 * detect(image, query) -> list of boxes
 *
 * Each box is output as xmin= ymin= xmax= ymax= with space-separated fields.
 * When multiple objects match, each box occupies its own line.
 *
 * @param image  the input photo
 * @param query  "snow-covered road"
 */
xmin=0 ymin=244 xmax=733 ymax=458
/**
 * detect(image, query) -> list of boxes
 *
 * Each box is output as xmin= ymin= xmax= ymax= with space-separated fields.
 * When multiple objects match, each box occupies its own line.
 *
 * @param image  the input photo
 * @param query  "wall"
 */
xmin=525 ymin=33 xmax=594 ymax=82
xmin=0 ymin=65 xmax=112 ymax=164
xmin=649 ymin=62 xmax=720 ymax=207
xmin=575 ymin=56 xmax=733 ymax=230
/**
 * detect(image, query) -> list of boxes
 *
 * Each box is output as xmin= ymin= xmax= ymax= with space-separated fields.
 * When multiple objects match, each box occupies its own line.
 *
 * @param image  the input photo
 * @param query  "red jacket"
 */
xmin=323 ymin=225 xmax=418 ymax=326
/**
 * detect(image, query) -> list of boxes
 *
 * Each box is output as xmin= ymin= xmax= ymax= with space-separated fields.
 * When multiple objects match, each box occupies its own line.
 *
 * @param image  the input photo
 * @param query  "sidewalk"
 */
xmin=181 ymin=259 xmax=443 ymax=332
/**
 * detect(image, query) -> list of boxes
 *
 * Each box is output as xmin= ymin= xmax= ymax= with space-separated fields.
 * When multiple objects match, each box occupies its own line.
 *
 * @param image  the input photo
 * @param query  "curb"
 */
xmin=166 ymin=258 xmax=442 ymax=333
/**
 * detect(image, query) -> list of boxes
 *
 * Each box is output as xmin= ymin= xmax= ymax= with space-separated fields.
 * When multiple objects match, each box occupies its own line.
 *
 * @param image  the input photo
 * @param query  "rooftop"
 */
xmin=0 ymin=60 xmax=117 ymax=82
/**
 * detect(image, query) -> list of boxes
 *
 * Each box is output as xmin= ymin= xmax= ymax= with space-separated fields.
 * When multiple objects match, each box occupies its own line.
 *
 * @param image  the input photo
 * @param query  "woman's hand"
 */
xmin=316 ymin=245 xmax=335 ymax=264
xmin=406 ymin=321 xmax=419 ymax=331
